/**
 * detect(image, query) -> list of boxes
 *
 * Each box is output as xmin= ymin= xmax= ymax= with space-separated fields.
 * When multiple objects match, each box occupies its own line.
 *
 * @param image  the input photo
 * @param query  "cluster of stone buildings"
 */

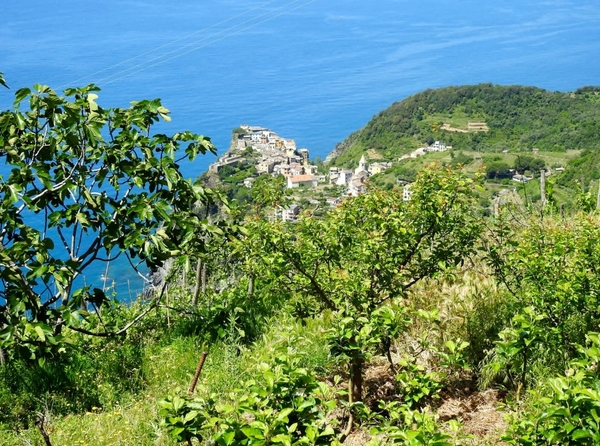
xmin=211 ymin=125 xmax=394 ymax=198
xmin=328 ymin=155 xmax=391 ymax=196
xmin=208 ymin=125 xmax=397 ymax=221
xmin=209 ymin=125 xmax=321 ymax=189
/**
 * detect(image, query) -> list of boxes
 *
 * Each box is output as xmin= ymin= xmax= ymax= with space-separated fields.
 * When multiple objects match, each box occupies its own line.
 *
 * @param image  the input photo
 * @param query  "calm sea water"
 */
xmin=1 ymin=0 xmax=599 ymax=297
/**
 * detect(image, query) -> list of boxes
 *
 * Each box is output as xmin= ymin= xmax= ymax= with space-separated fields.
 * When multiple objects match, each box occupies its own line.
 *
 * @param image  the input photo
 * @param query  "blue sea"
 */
xmin=1 ymin=0 xmax=599 ymax=297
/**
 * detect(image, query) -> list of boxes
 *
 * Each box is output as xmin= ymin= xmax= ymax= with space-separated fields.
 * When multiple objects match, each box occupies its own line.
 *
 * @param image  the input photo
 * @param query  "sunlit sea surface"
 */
xmin=2 ymin=0 xmax=599 ymax=297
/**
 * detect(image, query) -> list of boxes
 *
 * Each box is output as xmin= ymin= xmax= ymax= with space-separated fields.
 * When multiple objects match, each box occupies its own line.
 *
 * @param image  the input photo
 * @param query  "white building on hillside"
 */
xmin=336 ymin=170 xmax=353 ymax=186
xmin=403 ymin=183 xmax=413 ymax=201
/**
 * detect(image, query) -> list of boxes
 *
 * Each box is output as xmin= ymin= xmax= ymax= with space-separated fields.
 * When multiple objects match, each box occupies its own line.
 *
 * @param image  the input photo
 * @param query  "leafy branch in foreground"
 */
xmin=0 ymin=82 xmax=221 ymax=360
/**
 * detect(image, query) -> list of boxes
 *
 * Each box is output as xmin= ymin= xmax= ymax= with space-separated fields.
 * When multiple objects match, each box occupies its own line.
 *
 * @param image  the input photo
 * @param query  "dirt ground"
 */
xmin=437 ymin=387 xmax=507 ymax=440
xmin=340 ymin=361 xmax=508 ymax=445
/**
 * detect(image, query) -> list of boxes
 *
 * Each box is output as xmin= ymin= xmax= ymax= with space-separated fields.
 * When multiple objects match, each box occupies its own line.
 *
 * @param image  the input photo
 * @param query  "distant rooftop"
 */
xmin=288 ymin=174 xmax=316 ymax=183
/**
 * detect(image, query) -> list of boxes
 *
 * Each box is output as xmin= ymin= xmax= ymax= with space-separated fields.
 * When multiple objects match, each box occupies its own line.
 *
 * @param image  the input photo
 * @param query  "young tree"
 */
xmin=238 ymin=165 xmax=482 ymax=402
xmin=0 ymin=82 xmax=220 ymax=360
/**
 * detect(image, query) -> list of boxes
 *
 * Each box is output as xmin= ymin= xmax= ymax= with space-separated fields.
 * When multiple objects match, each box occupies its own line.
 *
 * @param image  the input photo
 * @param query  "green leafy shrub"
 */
xmin=159 ymin=355 xmax=339 ymax=445
xmin=436 ymin=339 xmax=471 ymax=380
xmin=0 ymin=331 xmax=146 ymax=428
xmin=485 ymin=213 xmax=600 ymax=377
xmin=365 ymin=400 xmax=467 ymax=446
xmin=505 ymin=332 xmax=600 ymax=445
xmin=395 ymin=359 xmax=444 ymax=409
xmin=480 ymin=307 xmax=548 ymax=390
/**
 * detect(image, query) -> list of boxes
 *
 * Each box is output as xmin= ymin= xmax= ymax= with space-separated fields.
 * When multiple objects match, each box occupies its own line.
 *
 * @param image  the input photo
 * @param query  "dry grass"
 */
xmin=343 ymin=429 xmax=373 ymax=445
xmin=364 ymin=361 xmax=396 ymax=403
xmin=438 ymin=388 xmax=507 ymax=442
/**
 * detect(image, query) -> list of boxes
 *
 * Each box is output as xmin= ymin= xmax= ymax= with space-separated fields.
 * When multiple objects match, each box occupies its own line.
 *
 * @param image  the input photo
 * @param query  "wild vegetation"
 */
xmin=3 ymin=75 xmax=600 ymax=445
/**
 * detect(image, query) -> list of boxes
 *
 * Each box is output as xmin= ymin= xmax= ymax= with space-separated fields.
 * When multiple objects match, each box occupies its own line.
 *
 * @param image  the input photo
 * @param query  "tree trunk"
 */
xmin=247 ymin=275 xmax=254 ymax=296
xmin=382 ymin=336 xmax=396 ymax=373
xmin=36 ymin=414 xmax=53 ymax=446
xmin=350 ymin=355 xmax=364 ymax=402
xmin=191 ymin=260 xmax=203 ymax=306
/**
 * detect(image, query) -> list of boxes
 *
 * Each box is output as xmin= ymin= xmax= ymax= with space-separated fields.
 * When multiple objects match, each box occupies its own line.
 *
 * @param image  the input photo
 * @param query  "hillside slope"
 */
xmin=327 ymin=84 xmax=600 ymax=174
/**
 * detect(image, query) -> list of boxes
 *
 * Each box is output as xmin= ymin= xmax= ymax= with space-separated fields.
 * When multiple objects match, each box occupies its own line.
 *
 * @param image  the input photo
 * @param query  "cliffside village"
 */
xmin=207 ymin=123 xmax=559 ymax=220
xmin=209 ymin=125 xmax=321 ymax=189
xmin=208 ymin=125 xmax=449 ymax=221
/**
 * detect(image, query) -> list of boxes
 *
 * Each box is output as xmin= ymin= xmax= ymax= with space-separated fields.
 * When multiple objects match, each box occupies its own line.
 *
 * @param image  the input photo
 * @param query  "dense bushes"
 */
xmin=0 ymin=324 xmax=146 ymax=428
xmin=486 ymin=214 xmax=600 ymax=365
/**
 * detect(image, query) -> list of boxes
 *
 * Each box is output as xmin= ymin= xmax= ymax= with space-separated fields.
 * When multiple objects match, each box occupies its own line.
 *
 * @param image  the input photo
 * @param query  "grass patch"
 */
xmin=0 ymin=312 xmax=333 ymax=446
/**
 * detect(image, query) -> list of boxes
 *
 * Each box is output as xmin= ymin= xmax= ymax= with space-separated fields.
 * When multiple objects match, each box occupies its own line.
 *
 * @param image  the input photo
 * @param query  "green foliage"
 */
xmin=505 ymin=332 xmax=600 ymax=445
xmin=558 ymin=149 xmax=600 ymax=190
xmin=364 ymin=400 xmax=467 ymax=446
xmin=484 ymin=212 xmax=600 ymax=378
xmin=463 ymin=287 xmax=517 ymax=367
xmin=437 ymin=339 xmax=471 ymax=377
xmin=395 ymin=359 xmax=444 ymax=409
xmin=486 ymin=160 xmax=512 ymax=179
xmin=172 ymin=284 xmax=284 ymax=345
xmin=449 ymin=151 xmax=473 ymax=167
xmin=0 ymin=323 xmax=146 ymax=428
xmin=0 ymin=82 xmax=221 ymax=358
xmin=159 ymin=356 xmax=339 ymax=445
xmin=481 ymin=307 xmax=547 ymax=390
xmin=328 ymin=305 xmax=411 ymax=367
xmin=218 ymin=163 xmax=257 ymax=187
xmin=250 ymin=174 xmax=290 ymax=213
xmin=233 ymin=126 xmax=248 ymax=136
xmin=575 ymin=181 xmax=596 ymax=213
xmin=513 ymin=155 xmax=545 ymax=174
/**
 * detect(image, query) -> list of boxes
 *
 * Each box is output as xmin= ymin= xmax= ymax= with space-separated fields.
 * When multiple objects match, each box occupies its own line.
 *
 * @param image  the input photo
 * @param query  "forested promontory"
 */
xmin=324 ymin=84 xmax=600 ymax=210
xmin=329 ymin=84 xmax=600 ymax=168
